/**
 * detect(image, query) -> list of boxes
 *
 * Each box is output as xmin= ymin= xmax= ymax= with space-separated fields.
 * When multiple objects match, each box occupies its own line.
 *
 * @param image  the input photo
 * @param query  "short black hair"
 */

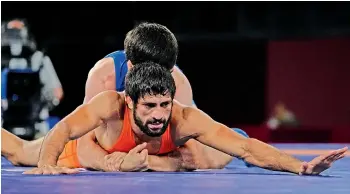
xmin=124 ymin=22 xmax=178 ymax=70
xmin=125 ymin=61 xmax=176 ymax=103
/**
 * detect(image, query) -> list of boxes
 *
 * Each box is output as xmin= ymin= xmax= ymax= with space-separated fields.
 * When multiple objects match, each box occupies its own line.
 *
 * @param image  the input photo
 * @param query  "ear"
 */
xmin=127 ymin=60 xmax=133 ymax=70
xmin=125 ymin=96 xmax=134 ymax=109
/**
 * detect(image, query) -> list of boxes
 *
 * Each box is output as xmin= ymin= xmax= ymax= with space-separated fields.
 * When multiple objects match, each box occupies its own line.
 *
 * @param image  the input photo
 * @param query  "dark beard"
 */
xmin=133 ymin=108 xmax=171 ymax=137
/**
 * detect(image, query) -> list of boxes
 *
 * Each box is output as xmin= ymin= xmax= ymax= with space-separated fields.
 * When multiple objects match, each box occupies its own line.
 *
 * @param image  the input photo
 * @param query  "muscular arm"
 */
xmin=78 ymin=61 xmax=197 ymax=172
xmin=37 ymin=91 xmax=121 ymax=167
xmin=77 ymin=58 xmax=114 ymax=171
xmin=178 ymin=106 xmax=304 ymax=174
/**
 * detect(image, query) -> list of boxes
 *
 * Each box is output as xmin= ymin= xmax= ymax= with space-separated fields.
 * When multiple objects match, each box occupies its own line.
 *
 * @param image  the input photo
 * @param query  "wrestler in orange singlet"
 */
xmin=2 ymin=62 xmax=346 ymax=175
xmin=2 ymin=22 xmax=247 ymax=172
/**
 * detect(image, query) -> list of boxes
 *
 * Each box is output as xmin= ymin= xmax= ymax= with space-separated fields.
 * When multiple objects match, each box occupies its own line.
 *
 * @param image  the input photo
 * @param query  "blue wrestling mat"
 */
xmin=2 ymin=144 xmax=350 ymax=194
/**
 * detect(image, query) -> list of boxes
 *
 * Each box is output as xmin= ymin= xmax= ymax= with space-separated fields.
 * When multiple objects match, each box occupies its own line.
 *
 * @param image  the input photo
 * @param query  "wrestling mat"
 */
xmin=2 ymin=143 xmax=350 ymax=194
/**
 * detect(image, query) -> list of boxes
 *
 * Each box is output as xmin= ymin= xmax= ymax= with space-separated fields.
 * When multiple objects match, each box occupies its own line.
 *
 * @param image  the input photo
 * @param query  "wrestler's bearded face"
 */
xmin=133 ymin=94 xmax=173 ymax=137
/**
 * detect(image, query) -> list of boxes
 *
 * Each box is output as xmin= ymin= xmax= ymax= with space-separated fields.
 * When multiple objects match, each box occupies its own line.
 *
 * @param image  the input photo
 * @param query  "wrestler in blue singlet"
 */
xmin=104 ymin=50 xmax=253 ymax=167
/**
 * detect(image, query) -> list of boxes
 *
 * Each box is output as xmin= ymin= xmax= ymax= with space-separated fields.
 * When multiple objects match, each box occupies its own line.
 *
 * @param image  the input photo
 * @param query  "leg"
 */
xmin=181 ymin=139 xmax=233 ymax=169
xmin=1 ymin=128 xmax=43 ymax=166
xmin=179 ymin=128 xmax=252 ymax=169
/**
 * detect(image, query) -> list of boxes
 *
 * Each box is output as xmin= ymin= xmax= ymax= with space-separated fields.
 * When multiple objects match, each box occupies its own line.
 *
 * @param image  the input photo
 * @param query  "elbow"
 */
xmin=57 ymin=120 xmax=75 ymax=140
xmin=47 ymin=121 xmax=72 ymax=146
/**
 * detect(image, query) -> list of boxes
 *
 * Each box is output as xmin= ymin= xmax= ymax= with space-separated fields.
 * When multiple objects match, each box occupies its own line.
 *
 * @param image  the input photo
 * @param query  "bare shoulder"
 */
xmin=87 ymin=90 xmax=125 ymax=119
xmin=88 ymin=58 xmax=115 ymax=78
xmin=172 ymin=66 xmax=187 ymax=85
xmin=171 ymin=100 xmax=198 ymax=126
xmin=91 ymin=90 xmax=124 ymax=105
xmin=170 ymin=100 xmax=204 ymax=142
xmin=172 ymin=100 xmax=216 ymax=132
xmin=172 ymin=100 xmax=203 ymax=119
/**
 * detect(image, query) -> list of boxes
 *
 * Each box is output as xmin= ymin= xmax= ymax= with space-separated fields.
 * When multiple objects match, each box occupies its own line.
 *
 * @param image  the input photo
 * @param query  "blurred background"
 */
xmin=1 ymin=1 xmax=350 ymax=143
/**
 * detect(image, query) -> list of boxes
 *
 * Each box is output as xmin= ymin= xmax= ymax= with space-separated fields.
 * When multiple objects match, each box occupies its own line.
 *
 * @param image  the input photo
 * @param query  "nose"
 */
xmin=151 ymin=108 xmax=164 ymax=120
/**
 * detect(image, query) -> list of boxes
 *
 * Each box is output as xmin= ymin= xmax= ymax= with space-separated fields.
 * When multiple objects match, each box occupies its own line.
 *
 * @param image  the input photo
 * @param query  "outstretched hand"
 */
xmin=299 ymin=147 xmax=348 ymax=175
xmin=23 ymin=165 xmax=79 ymax=175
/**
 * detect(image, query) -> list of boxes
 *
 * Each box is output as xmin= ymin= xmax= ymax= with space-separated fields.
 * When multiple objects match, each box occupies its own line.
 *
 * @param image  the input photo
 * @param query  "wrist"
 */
xmin=288 ymin=160 xmax=305 ymax=175
xmin=38 ymin=159 xmax=56 ymax=168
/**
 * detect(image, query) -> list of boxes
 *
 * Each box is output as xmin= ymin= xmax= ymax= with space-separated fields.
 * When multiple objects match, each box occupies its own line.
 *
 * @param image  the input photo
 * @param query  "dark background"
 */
xmin=2 ymin=1 xmax=350 ymax=128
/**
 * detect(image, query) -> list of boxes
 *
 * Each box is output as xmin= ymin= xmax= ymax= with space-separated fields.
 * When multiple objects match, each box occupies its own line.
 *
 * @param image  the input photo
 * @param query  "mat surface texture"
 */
xmin=2 ymin=144 xmax=350 ymax=194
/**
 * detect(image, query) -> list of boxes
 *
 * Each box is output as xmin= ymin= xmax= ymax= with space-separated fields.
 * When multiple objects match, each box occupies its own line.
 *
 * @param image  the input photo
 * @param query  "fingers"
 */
xmin=328 ymin=152 xmax=344 ymax=161
xmin=333 ymin=147 xmax=348 ymax=156
xmin=62 ymin=167 xmax=79 ymax=174
xmin=110 ymin=152 xmax=125 ymax=163
xmin=322 ymin=150 xmax=338 ymax=161
xmin=140 ymin=149 xmax=148 ymax=162
xmin=329 ymin=152 xmax=347 ymax=163
xmin=334 ymin=147 xmax=348 ymax=158
xmin=323 ymin=147 xmax=348 ymax=163
xmin=110 ymin=153 xmax=126 ymax=171
xmin=22 ymin=166 xmax=79 ymax=175
xmin=104 ymin=152 xmax=128 ymax=171
xmin=23 ymin=168 xmax=42 ymax=175
xmin=42 ymin=167 xmax=52 ymax=175
xmin=339 ymin=146 xmax=348 ymax=153
xmin=140 ymin=149 xmax=148 ymax=158
xmin=129 ymin=142 xmax=147 ymax=154
xmin=336 ymin=153 xmax=346 ymax=161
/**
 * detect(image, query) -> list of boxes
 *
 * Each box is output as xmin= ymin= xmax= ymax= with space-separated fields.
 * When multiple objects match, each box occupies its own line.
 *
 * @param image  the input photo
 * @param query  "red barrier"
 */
xmin=267 ymin=37 xmax=350 ymax=127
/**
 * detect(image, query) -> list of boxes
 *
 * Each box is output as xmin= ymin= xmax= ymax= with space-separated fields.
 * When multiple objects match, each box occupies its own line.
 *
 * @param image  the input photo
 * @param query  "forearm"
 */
xmin=77 ymin=134 xmax=109 ymax=171
xmin=244 ymin=138 xmax=303 ymax=174
xmin=197 ymin=125 xmax=303 ymax=174
xmin=38 ymin=122 xmax=71 ymax=167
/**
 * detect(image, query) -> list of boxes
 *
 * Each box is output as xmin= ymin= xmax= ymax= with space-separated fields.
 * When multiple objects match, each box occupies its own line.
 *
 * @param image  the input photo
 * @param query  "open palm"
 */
xmin=300 ymin=147 xmax=348 ymax=175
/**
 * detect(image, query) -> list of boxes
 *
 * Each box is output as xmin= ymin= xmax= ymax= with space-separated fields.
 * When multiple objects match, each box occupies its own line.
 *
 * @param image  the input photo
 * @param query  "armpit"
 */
xmin=175 ymin=133 xmax=200 ymax=147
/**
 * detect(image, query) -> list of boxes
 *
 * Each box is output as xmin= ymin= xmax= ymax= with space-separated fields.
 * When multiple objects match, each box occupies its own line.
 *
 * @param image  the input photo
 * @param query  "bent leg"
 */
xmin=1 ymin=128 xmax=43 ymax=166
xmin=179 ymin=128 xmax=253 ymax=169
xmin=2 ymin=128 xmax=81 ymax=168
xmin=180 ymin=139 xmax=233 ymax=169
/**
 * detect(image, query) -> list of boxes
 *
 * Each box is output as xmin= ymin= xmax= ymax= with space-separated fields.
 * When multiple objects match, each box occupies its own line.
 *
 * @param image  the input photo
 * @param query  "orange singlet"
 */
xmin=57 ymin=106 xmax=177 ymax=168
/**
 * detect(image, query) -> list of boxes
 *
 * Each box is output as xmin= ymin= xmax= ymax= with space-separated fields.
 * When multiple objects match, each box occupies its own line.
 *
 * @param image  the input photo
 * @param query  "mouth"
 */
xmin=148 ymin=123 xmax=163 ymax=130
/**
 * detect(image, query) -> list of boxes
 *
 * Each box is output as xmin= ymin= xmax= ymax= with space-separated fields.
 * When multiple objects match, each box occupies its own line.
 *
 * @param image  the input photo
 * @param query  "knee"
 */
xmin=7 ymin=154 xmax=21 ymax=166
xmin=195 ymin=154 xmax=232 ymax=169
xmin=208 ymin=157 xmax=233 ymax=169
xmin=6 ymin=141 xmax=26 ymax=166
